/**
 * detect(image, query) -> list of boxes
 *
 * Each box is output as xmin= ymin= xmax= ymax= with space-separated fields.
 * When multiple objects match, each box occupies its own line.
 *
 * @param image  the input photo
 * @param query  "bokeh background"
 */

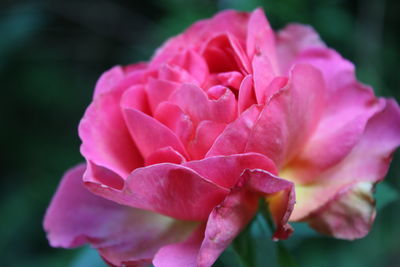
xmin=1 ymin=0 xmax=399 ymax=266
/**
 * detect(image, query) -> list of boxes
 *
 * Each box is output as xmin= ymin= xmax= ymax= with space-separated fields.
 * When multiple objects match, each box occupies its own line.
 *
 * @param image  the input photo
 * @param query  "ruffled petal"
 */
xmin=247 ymin=8 xmax=278 ymax=72
xmin=306 ymin=182 xmax=376 ymax=240
xmin=202 ymin=33 xmax=249 ymax=73
xmin=153 ymin=225 xmax=205 ymax=267
xmin=187 ymin=120 xmax=226 ymax=160
xmin=169 ymin=84 xmax=237 ymax=126
xmin=169 ymin=49 xmax=209 ymax=84
xmin=79 ymin=89 xmax=143 ymax=183
xmin=44 ymin=164 xmax=196 ymax=266
xmin=184 ymin=153 xmax=278 ymax=189
xmin=146 ymin=78 xmax=181 ymax=113
xmin=290 ymin=99 xmax=400 ymax=221
xmin=207 ymin=105 xmax=261 ymax=157
xmin=151 ymin=10 xmax=250 ymax=68
xmin=276 ymin=24 xmax=325 ymax=74
xmin=153 ymin=102 xmax=194 ymax=146
xmin=84 ymin=163 xmax=229 ymax=221
xmin=288 ymin=49 xmax=382 ymax=182
xmin=197 ymin=169 xmax=294 ymax=267
xmin=245 ymin=64 xmax=325 ymax=167
xmin=252 ymin=53 xmax=276 ymax=103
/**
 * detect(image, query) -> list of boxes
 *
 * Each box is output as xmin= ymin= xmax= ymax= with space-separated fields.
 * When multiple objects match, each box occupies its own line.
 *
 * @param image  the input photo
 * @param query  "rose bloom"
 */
xmin=44 ymin=8 xmax=400 ymax=267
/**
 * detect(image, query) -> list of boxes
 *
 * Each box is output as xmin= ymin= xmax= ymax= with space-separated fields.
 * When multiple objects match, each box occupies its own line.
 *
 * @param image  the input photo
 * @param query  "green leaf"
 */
xmin=70 ymin=246 xmax=107 ymax=267
xmin=276 ymin=243 xmax=297 ymax=267
xmin=375 ymin=182 xmax=399 ymax=210
xmin=232 ymin=217 xmax=257 ymax=267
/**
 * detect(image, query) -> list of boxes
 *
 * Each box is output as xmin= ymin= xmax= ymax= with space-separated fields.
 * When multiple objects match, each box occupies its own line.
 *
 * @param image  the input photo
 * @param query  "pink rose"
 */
xmin=44 ymin=8 xmax=400 ymax=267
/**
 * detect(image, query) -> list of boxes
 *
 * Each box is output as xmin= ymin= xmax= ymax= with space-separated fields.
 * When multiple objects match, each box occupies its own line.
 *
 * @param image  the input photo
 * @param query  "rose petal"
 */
xmin=290 ymin=99 xmax=400 ymax=221
xmin=217 ymin=71 xmax=244 ymax=90
xmin=79 ymin=89 xmax=143 ymax=182
xmin=93 ymin=66 xmax=125 ymax=97
xmin=44 ymin=164 xmax=196 ymax=266
xmin=151 ymin=10 xmax=250 ymax=68
xmin=197 ymin=169 xmax=294 ymax=267
xmin=85 ymin=163 xmax=229 ymax=221
xmin=120 ymin=85 xmax=151 ymax=115
xmin=245 ymin=64 xmax=325 ymax=167
xmin=202 ymin=34 xmax=245 ymax=73
xmin=306 ymin=182 xmax=376 ymax=240
xmin=169 ymin=49 xmax=209 ymax=84
xmin=153 ymin=102 xmax=194 ymax=146
xmin=145 ymin=146 xmax=186 ymax=166
xmin=252 ymin=53 xmax=276 ymax=103
xmin=247 ymin=8 xmax=279 ymax=72
xmin=238 ymin=75 xmax=257 ymax=114
xmin=207 ymin=105 xmax=262 ymax=157
xmin=184 ymin=153 xmax=278 ymax=189
xmin=123 ymin=107 xmax=188 ymax=159
xmin=169 ymin=84 xmax=237 ymax=126
xmin=153 ymin=225 xmax=205 ymax=267
xmin=187 ymin=121 xmax=226 ymax=160
xmin=146 ymin=78 xmax=181 ymax=113
xmin=276 ymin=24 xmax=325 ymax=74
xmin=288 ymin=49 xmax=382 ymax=180
xmin=158 ymin=63 xmax=198 ymax=85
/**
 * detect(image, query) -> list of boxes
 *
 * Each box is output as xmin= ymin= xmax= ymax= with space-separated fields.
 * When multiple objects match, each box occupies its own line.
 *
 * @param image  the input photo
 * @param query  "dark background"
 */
xmin=1 ymin=0 xmax=399 ymax=266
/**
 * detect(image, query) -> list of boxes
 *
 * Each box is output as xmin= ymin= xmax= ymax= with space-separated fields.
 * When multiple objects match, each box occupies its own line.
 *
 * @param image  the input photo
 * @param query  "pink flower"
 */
xmin=44 ymin=8 xmax=400 ymax=266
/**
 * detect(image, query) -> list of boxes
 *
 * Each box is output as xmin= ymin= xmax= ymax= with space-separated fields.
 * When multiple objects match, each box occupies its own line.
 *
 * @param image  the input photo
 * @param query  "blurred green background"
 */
xmin=1 ymin=0 xmax=399 ymax=266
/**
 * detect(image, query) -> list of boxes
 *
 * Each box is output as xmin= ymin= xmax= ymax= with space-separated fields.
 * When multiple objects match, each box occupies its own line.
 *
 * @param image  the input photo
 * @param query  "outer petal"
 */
xmin=306 ymin=182 xmax=376 ymax=240
xmin=153 ymin=166 xmax=294 ymax=267
xmin=79 ymin=89 xmax=143 ymax=186
xmin=245 ymin=64 xmax=325 ymax=167
xmin=198 ymin=169 xmax=295 ymax=267
xmin=288 ymin=48 xmax=382 ymax=181
xmin=93 ymin=64 xmax=150 ymax=98
xmin=44 ymin=164 xmax=196 ymax=266
xmin=276 ymin=24 xmax=325 ymax=74
xmin=290 ymin=99 xmax=400 ymax=222
xmin=153 ymin=225 xmax=205 ymax=267
xmin=252 ymin=53 xmax=276 ymax=103
xmin=247 ymin=8 xmax=279 ymax=73
xmin=93 ymin=66 xmax=125 ymax=97
xmin=184 ymin=153 xmax=278 ymax=189
xmin=84 ymin=163 xmax=229 ymax=221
